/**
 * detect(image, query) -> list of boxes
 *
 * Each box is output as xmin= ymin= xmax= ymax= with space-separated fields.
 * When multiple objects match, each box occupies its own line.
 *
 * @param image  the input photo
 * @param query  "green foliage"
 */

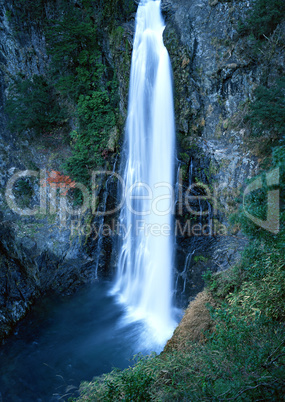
xmin=247 ymin=77 xmax=285 ymax=141
xmin=193 ymin=255 xmax=209 ymax=263
xmin=12 ymin=177 xmax=36 ymax=208
xmin=205 ymin=266 xmax=245 ymax=298
xmin=206 ymin=309 xmax=284 ymax=400
xmin=6 ymin=74 xmax=65 ymax=137
xmin=244 ymin=77 xmax=285 ymax=143
xmin=234 ymin=144 xmax=284 ymax=244
xmin=236 ymin=0 xmax=284 ymax=140
xmin=78 ymin=354 xmax=155 ymax=401
xmin=229 ymin=258 xmax=285 ymax=320
xmin=208 ymin=239 xmax=285 ymax=317
xmin=10 ymin=0 xmax=50 ymax=25
xmin=74 ymin=307 xmax=284 ymax=401
xmin=100 ymin=0 xmax=136 ymax=25
xmin=6 ymin=0 xmax=120 ymax=185
xmin=62 ymin=71 xmax=118 ymax=185
xmin=45 ymin=2 xmax=119 ymax=184
xmin=46 ymin=6 xmax=100 ymax=81
xmin=238 ymin=0 xmax=285 ymax=39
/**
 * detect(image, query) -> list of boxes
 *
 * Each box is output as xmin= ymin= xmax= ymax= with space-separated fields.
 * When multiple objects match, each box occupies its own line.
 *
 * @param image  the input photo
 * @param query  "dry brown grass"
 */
xmin=165 ymin=291 xmax=216 ymax=352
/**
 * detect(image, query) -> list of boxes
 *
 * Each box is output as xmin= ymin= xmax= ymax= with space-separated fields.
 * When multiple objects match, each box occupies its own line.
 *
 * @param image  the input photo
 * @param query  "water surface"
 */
xmin=0 ymin=281 xmax=148 ymax=401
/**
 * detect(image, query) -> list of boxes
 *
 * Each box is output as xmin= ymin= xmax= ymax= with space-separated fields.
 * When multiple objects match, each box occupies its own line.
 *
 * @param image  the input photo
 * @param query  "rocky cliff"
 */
xmin=0 ymin=0 xmax=104 ymax=340
xmin=162 ymin=0 xmax=283 ymax=300
xmin=0 ymin=0 xmax=284 ymax=338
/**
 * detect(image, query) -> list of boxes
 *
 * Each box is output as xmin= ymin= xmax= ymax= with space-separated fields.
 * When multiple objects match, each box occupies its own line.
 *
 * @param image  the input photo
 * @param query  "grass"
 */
xmin=72 ymin=235 xmax=285 ymax=401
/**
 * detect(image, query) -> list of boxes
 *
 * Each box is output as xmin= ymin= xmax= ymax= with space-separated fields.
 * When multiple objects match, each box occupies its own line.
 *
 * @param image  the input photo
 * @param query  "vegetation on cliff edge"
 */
xmin=5 ymin=0 xmax=134 ymax=187
xmin=71 ymin=180 xmax=284 ymax=400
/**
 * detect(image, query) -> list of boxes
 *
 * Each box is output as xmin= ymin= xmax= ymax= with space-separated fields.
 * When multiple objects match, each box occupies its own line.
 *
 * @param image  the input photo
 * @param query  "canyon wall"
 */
xmin=0 ymin=0 xmax=283 ymax=337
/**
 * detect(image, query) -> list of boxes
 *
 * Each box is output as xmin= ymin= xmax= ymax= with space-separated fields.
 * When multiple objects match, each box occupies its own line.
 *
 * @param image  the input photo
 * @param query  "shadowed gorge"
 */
xmin=0 ymin=0 xmax=284 ymax=400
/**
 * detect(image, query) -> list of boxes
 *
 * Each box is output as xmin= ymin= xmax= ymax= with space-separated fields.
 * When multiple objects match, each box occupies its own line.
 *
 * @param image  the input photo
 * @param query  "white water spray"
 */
xmin=112 ymin=0 xmax=176 ymax=347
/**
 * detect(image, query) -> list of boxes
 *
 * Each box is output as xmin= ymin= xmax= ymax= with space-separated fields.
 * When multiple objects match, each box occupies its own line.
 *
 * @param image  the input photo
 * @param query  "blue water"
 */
xmin=0 ymin=281 xmax=148 ymax=401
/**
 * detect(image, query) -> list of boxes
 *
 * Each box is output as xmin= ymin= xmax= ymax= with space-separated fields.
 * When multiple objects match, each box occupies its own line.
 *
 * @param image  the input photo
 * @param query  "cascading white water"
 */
xmin=112 ymin=0 xmax=176 ymax=347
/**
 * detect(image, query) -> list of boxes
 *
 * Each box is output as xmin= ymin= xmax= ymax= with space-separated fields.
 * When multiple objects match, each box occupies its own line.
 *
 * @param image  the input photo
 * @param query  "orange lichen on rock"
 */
xmin=45 ymin=171 xmax=76 ymax=196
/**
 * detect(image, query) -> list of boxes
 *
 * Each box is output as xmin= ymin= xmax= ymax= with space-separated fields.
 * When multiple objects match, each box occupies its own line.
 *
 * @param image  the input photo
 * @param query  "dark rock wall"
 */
xmin=0 ymin=0 xmax=284 ymax=336
xmin=0 ymin=0 xmax=98 ymax=340
xmin=161 ymin=0 xmax=283 ymax=302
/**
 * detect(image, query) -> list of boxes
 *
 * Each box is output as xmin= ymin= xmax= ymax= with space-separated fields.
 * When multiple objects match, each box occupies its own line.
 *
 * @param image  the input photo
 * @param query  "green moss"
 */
xmin=179 ymin=152 xmax=190 ymax=163
xmin=214 ymin=115 xmax=224 ymax=138
xmin=193 ymin=255 xmax=209 ymax=263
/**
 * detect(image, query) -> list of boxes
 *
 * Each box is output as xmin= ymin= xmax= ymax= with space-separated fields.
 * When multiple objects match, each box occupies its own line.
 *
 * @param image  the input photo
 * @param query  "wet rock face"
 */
xmin=0 ymin=1 xmax=99 ymax=340
xmin=0 ymin=0 xmax=125 ymax=339
xmin=160 ymin=0 xmax=283 ymax=303
xmin=0 ymin=204 xmax=97 ymax=340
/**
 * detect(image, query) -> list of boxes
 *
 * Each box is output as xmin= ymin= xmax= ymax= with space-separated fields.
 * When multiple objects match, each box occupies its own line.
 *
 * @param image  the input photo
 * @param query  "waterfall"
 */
xmin=112 ymin=0 xmax=176 ymax=347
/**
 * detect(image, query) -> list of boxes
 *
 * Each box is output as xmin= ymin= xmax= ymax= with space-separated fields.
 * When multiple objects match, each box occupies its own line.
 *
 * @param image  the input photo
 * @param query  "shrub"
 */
xmin=45 ymin=3 xmax=119 ymax=184
xmin=6 ymin=0 xmax=120 ymax=186
xmin=238 ymin=0 xmax=285 ymax=39
xmin=247 ymin=77 xmax=285 ymax=141
xmin=9 ymin=0 xmax=50 ymax=27
xmin=74 ymin=308 xmax=285 ymax=401
xmin=5 ymin=74 xmax=66 ymax=137
xmin=77 ymin=354 xmax=155 ymax=401
xmin=46 ymin=7 xmax=100 ymax=81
